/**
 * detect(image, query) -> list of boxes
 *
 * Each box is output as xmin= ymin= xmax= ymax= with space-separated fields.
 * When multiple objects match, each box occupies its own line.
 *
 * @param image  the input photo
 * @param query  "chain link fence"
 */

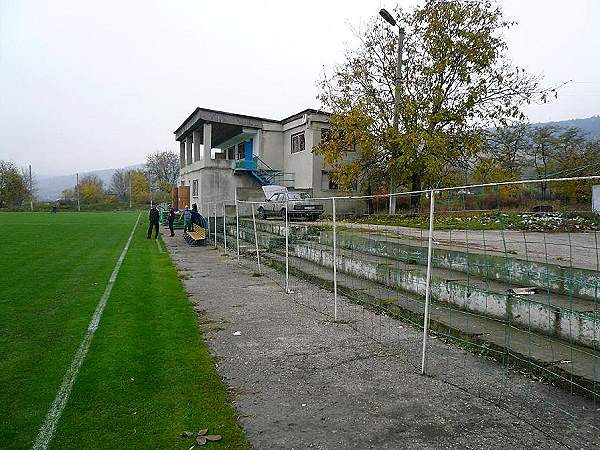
xmin=202 ymin=175 xmax=600 ymax=445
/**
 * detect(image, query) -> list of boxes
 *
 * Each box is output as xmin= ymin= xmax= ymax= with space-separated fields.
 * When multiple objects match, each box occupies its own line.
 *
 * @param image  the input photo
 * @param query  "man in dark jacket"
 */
xmin=167 ymin=206 xmax=176 ymax=237
xmin=147 ymin=205 xmax=160 ymax=239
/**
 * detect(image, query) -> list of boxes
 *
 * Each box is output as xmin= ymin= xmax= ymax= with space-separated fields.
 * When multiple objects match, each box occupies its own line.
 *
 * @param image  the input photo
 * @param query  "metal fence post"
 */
xmin=205 ymin=203 xmax=209 ymax=239
xmin=235 ymin=193 xmax=240 ymax=263
xmin=421 ymin=189 xmax=436 ymax=375
xmin=332 ymin=197 xmax=338 ymax=321
xmin=251 ymin=204 xmax=261 ymax=273
xmin=214 ymin=202 xmax=217 ymax=248
xmin=222 ymin=201 xmax=227 ymax=251
xmin=285 ymin=191 xmax=290 ymax=293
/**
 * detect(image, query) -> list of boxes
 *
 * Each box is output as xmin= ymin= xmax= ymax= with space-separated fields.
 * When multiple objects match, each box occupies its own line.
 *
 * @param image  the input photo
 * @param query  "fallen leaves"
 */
xmin=181 ymin=428 xmax=222 ymax=447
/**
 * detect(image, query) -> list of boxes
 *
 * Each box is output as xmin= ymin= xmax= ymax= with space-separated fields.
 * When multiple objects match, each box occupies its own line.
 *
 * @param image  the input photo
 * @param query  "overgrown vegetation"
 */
xmin=340 ymin=211 xmax=600 ymax=232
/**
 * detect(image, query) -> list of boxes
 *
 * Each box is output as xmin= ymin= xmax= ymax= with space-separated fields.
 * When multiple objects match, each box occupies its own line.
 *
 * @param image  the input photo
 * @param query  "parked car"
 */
xmin=257 ymin=186 xmax=324 ymax=221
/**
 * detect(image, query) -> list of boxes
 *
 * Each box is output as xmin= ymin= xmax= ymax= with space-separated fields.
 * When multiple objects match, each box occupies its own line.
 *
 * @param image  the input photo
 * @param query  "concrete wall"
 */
xmin=260 ymin=124 xmax=284 ymax=169
xmin=282 ymin=117 xmax=312 ymax=189
xmin=180 ymin=164 xmax=261 ymax=207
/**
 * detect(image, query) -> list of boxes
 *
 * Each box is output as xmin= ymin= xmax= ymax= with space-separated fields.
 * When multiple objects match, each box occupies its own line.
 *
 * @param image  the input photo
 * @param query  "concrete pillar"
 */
xmin=193 ymin=130 xmax=201 ymax=162
xmin=253 ymin=130 xmax=261 ymax=160
xmin=203 ymin=122 xmax=212 ymax=161
xmin=179 ymin=141 xmax=186 ymax=167
xmin=186 ymin=135 xmax=193 ymax=165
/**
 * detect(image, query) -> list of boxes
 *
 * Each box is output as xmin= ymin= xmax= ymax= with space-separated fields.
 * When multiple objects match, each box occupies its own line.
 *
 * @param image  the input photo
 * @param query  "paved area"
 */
xmin=165 ymin=233 xmax=599 ymax=449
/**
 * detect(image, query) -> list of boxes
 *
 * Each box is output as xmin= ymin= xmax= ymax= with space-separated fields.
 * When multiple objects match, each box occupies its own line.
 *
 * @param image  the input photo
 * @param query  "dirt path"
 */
xmin=165 ymin=234 xmax=599 ymax=449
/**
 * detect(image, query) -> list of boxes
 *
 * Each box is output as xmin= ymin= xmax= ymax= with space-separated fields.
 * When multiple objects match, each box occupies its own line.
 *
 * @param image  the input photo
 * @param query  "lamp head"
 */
xmin=379 ymin=8 xmax=397 ymax=26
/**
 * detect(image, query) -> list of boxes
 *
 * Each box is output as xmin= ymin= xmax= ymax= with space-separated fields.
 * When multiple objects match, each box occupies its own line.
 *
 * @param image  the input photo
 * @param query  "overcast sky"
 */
xmin=1 ymin=0 xmax=599 ymax=175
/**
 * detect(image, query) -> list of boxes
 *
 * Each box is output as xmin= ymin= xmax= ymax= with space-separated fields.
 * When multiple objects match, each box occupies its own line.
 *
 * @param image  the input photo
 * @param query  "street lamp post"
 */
xmin=379 ymin=8 xmax=405 ymax=215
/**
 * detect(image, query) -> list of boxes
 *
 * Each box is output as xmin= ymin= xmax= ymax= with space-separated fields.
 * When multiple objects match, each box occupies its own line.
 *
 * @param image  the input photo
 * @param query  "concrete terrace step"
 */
xmin=220 ymin=232 xmax=600 ymax=391
xmin=317 ymin=229 xmax=600 ymax=303
xmin=290 ymin=240 xmax=600 ymax=348
xmin=232 ymin=217 xmax=600 ymax=303
xmin=233 ymin=218 xmax=600 ymax=306
xmin=224 ymin=222 xmax=600 ymax=348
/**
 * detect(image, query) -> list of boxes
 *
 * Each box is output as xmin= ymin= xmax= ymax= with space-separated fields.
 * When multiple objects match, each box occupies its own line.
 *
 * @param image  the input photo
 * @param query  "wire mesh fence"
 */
xmin=203 ymin=175 xmax=600 ymax=445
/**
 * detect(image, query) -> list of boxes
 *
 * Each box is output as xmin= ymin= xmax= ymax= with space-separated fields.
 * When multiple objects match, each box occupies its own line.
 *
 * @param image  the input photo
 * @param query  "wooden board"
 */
xmin=178 ymin=186 xmax=190 ymax=210
xmin=171 ymin=186 xmax=178 ymax=208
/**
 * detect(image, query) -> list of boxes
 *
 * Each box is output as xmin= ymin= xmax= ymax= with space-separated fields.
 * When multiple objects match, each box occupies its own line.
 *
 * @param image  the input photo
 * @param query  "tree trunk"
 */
xmin=410 ymin=173 xmax=422 ymax=212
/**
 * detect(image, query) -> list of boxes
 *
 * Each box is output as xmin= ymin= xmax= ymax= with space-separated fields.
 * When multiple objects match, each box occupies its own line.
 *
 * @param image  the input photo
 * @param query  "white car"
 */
xmin=257 ymin=186 xmax=324 ymax=221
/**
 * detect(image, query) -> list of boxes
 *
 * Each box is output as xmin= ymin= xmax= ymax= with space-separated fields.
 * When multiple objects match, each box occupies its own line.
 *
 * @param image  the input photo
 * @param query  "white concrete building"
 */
xmin=174 ymin=107 xmax=358 ymax=210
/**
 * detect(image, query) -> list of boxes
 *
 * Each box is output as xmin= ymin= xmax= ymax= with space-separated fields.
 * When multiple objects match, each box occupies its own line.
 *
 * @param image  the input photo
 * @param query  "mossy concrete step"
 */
xmin=318 ymin=229 xmax=600 ymax=302
xmin=219 ymin=224 xmax=285 ymax=250
xmin=222 ymin=221 xmax=600 ymax=347
xmin=290 ymin=240 xmax=599 ymax=348
xmin=236 ymin=217 xmax=319 ymax=241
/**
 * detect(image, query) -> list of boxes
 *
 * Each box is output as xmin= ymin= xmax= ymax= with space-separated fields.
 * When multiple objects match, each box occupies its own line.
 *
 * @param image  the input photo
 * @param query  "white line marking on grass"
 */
xmin=155 ymin=238 xmax=164 ymax=253
xmin=32 ymin=213 xmax=141 ymax=450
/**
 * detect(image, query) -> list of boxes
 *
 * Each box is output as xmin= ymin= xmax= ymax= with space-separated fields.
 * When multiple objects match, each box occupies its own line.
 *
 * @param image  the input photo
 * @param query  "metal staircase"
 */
xmin=234 ymin=155 xmax=295 ymax=187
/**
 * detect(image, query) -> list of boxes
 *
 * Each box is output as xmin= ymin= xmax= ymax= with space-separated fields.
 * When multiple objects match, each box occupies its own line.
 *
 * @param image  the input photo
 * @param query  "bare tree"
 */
xmin=110 ymin=168 xmax=130 ymax=201
xmin=485 ymin=123 xmax=531 ymax=179
xmin=526 ymin=125 xmax=560 ymax=199
xmin=145 ymin=150 xmax=179 ymax=193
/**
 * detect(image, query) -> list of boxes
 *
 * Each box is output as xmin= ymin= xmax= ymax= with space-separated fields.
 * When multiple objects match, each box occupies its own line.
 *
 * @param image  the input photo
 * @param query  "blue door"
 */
xmin=244 ymin=139 xmax=253 ymax=169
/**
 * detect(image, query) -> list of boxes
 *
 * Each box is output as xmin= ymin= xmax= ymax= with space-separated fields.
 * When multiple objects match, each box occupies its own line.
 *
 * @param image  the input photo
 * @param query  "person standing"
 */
xmin=147 ymin=204 xmax=160 ymax=239
xmin=182 ymin=205 xmax=192 ymax=232
xmin=191 ymin=203 xmax=198 ymax=231
xmin=167 ymin=206 xmax=176 ymax=237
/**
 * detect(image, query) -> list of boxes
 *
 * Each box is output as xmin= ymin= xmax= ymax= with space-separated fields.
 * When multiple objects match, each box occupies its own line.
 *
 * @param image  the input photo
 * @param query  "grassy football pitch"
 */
xmin=0 ymin=212 xmax=248 ymax=449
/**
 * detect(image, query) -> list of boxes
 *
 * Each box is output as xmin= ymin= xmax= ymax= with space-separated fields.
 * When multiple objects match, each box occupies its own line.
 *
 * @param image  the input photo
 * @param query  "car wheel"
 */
xmin=258 ymin=207 xmax=267 ymax=220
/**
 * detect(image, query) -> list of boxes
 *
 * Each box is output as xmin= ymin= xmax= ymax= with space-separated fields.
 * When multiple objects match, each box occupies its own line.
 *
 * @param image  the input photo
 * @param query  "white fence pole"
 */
xmin=222 ymin=201 xmax=227 ymax=252
xmin=206 ymin=203 xmax=210 ymax=240
xmin=332 ymin=197 xmax=338 ymax=321
xmin=421 ymin=189 xmax=436 ymax=375
xmin=285 ymin=191 xmax=290 ymax=293
xmin=214 ymin=202 xmax=217 ymax=248
xmin=251 ymin=205 xmax=261 ymax=273
xmin=235 ymin=193 xmax=240 ymax=263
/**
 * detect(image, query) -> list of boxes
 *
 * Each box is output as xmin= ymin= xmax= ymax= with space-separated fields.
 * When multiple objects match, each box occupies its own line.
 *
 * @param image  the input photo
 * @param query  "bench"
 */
xmin=183 ymin=227 xmax=208 ymax=246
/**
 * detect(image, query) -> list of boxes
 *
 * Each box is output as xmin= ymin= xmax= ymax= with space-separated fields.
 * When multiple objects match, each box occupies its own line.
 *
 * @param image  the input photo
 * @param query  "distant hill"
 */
xmin=36 ymin=164 xmax=144 ymax=201
xmin=534 ymin=115 xmax=600 ymax=139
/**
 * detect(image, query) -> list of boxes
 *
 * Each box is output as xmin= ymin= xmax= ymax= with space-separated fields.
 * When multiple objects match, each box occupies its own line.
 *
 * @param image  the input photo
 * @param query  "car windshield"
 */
xmin=287 ymin=192 xmax=310 ymax=200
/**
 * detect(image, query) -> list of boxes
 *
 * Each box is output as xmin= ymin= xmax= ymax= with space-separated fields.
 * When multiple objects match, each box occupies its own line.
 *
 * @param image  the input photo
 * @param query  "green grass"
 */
xmin=0 ymin=212 xmax=248 ymax=449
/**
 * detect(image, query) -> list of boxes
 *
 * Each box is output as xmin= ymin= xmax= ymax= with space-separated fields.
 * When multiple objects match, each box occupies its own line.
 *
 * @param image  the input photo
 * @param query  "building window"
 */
xmin=192 ymin=180 xmax=198 ymax=197
xmin=291 ymin=132 xmax=305 ymax=154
